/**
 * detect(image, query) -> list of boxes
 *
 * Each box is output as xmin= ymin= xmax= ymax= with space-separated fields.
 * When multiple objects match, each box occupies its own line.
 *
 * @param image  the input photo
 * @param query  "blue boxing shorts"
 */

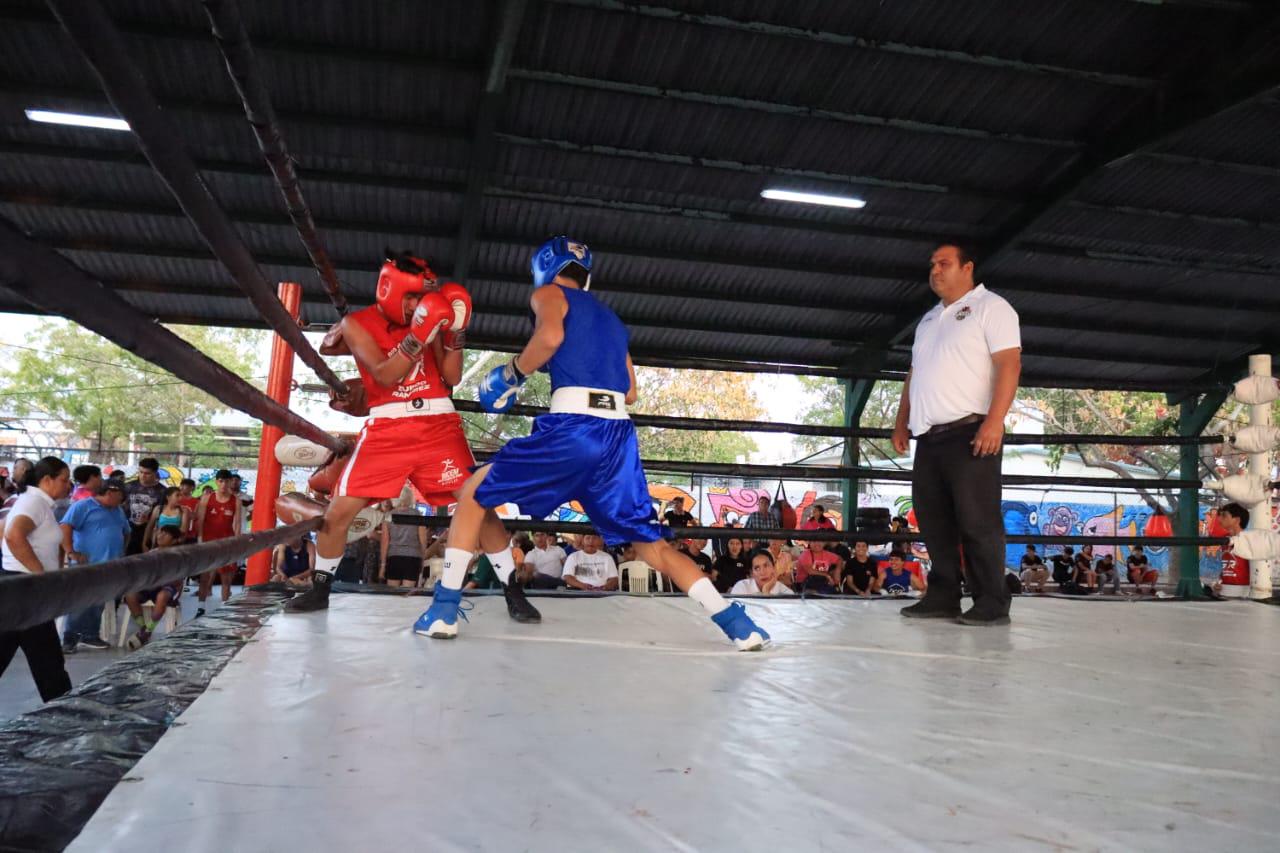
xmin=473 ymin=413 xmax=661 ymax=546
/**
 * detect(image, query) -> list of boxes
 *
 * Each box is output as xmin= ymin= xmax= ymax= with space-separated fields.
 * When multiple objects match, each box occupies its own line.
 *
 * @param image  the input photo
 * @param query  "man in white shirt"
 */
xmin=562 ymin=533 xmax=619 ymax=591
xmin=525 ymin=530 xmax=568 ymax=589
xmin=892 ymin=243 xmax=1021 ymax=626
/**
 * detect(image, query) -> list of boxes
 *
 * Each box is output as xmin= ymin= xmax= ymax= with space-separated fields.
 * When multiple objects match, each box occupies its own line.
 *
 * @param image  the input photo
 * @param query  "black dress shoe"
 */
xmin=503 ymin=581 xmax=541 ymax=623
xmin=957 ymin=607 xmax=1011 ymax=626
xmin=900 ymin=598 xmax=961 ymax=619
xmin=284 ymin=571 xmax=332 ymax=613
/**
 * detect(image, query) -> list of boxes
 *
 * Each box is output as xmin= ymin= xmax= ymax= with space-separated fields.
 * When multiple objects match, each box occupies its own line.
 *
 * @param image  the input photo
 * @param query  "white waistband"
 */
xmin=549 ymin=387 xmax=629 ymax=419
xmin=368 ymin=398 xmax=456 ymax=419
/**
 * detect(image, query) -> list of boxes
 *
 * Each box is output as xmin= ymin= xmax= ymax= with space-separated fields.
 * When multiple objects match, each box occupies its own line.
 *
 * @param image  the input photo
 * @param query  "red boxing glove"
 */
xmin=438 ymin=281 xmax=472 ymax=351
xmin=397 ymin=291 xmax=451 ymax=359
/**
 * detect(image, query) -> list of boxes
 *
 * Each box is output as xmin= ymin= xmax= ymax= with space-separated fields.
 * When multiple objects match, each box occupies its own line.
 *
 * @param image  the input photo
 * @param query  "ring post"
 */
xmin=247 ymin=282 xmax=302 ymax=585
xmin=1247 ymin=354 xmax=1273 ymax=600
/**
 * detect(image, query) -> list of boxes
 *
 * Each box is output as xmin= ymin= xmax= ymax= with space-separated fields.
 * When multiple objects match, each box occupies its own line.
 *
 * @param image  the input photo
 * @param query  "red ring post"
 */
xmin=246 ymin=282 xmax=302 ymax=585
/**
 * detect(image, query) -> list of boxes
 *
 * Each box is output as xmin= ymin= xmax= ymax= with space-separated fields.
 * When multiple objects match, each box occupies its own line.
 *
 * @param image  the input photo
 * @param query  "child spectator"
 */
xmin=124 ymin=525 xmax=184 ymax=647
xmin=730 ymin=549 xmax=795 ymax=596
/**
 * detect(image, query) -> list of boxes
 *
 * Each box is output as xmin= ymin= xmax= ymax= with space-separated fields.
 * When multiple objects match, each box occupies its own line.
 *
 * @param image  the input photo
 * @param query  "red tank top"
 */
xmin=348 ymin=306 xmax=449 ymax=408
xmin=201 ymin=493 xmax=238 ymax=541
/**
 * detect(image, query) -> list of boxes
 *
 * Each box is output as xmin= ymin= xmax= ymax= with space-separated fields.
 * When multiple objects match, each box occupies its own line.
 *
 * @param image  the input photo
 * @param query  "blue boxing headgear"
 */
xmin=531 ymin=236 xmax=592 ymax=290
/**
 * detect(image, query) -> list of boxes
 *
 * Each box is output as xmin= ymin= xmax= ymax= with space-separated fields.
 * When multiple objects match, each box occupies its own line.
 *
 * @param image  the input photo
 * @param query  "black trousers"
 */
xmin=0 ymin=620 xmax=72 ymax=703
xmin=911 ymin=422 xmax=1010 ymax=616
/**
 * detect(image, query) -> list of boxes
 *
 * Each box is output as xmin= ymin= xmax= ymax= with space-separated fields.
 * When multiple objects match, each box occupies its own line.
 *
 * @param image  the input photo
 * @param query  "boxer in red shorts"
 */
xmin=285 ymin=251 xmax=536 ymax=623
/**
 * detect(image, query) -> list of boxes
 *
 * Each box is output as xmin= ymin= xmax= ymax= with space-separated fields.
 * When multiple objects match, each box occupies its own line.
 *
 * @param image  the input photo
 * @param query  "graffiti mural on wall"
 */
xmin=999 ymin=500 xmax=1230 ymax=576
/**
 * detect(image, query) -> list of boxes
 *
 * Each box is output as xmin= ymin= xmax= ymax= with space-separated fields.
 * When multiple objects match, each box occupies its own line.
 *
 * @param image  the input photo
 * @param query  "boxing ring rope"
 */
xmin=466 ymin=451 xmax=1204 ymax=491
xmin=44 ymin=0 xmax=350 ymax=397
xmin=0 ymin=519 xmax=321 ymax=634
xmin=201 ymin=0 xmax=349 ymax=317
xmin=451 ymin=399 xmax=1224 ymax=445
xmin=0 ymin=220 xmax=345 ymax=454
xmin=390 ymin=514 xmax=1226 ymax=550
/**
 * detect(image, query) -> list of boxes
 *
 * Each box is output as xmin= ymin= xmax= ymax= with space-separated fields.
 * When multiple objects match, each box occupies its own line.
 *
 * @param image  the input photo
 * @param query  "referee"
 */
xmin=891 ymin=243 xmax=1022 ymax=625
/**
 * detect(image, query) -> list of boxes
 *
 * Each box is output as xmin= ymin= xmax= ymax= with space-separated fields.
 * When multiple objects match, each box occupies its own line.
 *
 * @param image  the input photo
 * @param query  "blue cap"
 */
xmin=531 ymin=236 xmax=592 ymax=288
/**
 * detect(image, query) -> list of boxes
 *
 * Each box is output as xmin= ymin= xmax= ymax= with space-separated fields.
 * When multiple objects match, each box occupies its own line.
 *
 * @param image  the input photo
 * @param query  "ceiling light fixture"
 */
xmin=25 ymin=109 xmax=131 ymax=131
xmin=760 ymin=188 xmax=866 ymax=209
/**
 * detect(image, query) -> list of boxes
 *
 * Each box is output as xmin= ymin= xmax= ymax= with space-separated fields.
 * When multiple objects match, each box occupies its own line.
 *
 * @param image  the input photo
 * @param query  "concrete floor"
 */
xmin=0 ymin=585 xmax=242 ymax=723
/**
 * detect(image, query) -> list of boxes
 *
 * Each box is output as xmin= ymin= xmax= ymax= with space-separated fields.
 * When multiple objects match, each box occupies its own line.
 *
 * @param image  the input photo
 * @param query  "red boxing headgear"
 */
xmin=376 ymin=250 xmax=436 ymax=325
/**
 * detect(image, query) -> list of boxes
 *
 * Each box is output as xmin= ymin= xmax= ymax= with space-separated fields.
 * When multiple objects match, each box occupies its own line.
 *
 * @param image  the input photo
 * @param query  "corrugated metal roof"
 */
xmin=0 ymin=0 xmax=1276 ymax=391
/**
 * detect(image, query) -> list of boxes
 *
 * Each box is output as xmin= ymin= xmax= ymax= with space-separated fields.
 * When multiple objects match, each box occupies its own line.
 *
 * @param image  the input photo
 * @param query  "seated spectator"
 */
xmin=562 ymin=533 xmax=619 ymax=591
xmin=730 ymin=549 xmax=796 ymax=596
xmin=465 ymin=554 xmax=502 ymax=590
xmin=842 ymin=540 xmax=878 ymax=596
xmin=124 ymin=525 xmax=184 ymax=646
xmin=680 ymin=538 xmax=713 ymax=578
xmin=663 ymin=497 xmax=695 ymax=529
xmin=1095 ymin=552 xmax=1119 ymax=595
xmin=795 ymin=539 xmax=841 ymax=592
xmin=878 ymin=551 xmax=924 ymax=595
xmin=763 ymin=538 xmax=795 ymax=588
xmin=616 ymin=542 xmax=657 ymax=589
xmin=526 ymin=530 xmax=568 ymax=589
xmin=800 ymin=504 xmax=836 ymax=531
xmin=1126 ymin=544 xmax=1158 ymax=594
xmin=1019 ymin=553 xmax=1051 ymax=593
xmin=712 ymin=520 xmax=740 ymax=558
xmin=1050 ymin=546 xmax=1075 ymax=589
xmin=271 ymin=534 xmax=315 ymax=586
xmin=1070 ymin=548 xmax=1096 ymax=593
xmin=510 ymin=533 xmax=534 ymax=583
xmin=743 ymin=496 xmax=774 ymax=530
xmin=59 ymin=479 xmax=131 ymax=651
xmin=710 ymin=537 xmax=750 ymax=593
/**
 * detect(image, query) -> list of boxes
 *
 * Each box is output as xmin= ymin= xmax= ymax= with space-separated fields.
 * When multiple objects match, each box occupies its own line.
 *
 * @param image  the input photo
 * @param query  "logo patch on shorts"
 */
xmin=411 ymin=398 xmax=425 ymax=409
xmin=440 ymin=457 xmax=462 ymax=484
xmin=589 ymin=392 xmax=617 ymax=411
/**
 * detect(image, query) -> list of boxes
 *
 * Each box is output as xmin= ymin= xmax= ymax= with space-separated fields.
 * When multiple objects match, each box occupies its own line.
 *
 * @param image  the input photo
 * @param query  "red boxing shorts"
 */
xmin=335 ymin=412 xmax=474 ymax=504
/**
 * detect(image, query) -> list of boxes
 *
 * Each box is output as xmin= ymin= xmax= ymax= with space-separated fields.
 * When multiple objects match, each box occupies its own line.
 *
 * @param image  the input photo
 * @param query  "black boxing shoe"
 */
xmin=957 ymin=606 xmax=1011 ymax=627
xmin=284 ymin=571 xmax=333 ymax=612
xmin=503 ymin=580 xmax=541 ymax=623
xmin=900 ymin=596 xmax=962 ymax=620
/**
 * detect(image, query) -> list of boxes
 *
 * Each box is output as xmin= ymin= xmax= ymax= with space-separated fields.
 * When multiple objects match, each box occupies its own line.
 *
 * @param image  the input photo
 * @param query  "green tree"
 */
xmin=794 ymin=376 xmax=904 ymax=466
xmin=1 ymin=321 xmax=262 ymax=454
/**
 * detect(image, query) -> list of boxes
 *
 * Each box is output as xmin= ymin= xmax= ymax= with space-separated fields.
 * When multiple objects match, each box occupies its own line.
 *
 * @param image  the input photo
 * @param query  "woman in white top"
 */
xmin=730 ymin=550 xmax=796 ymax=597
xmin=0 ymin=457 xmax=73 ymax=701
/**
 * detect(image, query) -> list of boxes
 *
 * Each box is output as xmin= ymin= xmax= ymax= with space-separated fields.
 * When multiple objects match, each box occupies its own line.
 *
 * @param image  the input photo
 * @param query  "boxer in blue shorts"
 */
xmin=413 ymin=237 xmax=769 ymax=650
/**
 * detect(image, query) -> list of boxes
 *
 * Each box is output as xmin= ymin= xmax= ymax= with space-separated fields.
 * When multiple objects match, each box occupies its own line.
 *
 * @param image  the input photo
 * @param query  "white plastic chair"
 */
xmin=619 ymin=560 xmax=653 ymax=593
xmin=113 ymin=598 xmax=180 ymax=648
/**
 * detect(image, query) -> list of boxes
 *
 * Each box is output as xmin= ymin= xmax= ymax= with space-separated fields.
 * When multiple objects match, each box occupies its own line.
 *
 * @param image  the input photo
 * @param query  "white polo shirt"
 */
xmin=526 ymin=545 xmax=567 ymax=579
xmin=908 ymin=284 xmax=1021 ymax=436
xmin=1 ymin=488 xmax=61 ymax=574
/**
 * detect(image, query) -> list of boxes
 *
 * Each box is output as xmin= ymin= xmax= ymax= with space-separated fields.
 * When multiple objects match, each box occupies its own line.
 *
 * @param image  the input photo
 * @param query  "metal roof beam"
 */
xmin=452 ymin=0 xmax=527 ymax=283
xmin=548 ymin=0 xmax=1162 ymax=89
xmin=11 ymin=187 xmax=1280 ymax=313
xmin=506 ymin=68 xmax=1082 ymax=150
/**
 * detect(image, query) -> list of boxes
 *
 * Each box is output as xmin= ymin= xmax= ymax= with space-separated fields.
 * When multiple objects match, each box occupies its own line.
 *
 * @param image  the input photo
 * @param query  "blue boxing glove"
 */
xmin=478 ymin=358 xmax=527 ymax=413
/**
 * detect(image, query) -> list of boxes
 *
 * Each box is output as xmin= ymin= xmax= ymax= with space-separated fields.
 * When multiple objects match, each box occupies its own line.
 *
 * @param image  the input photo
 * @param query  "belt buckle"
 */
xmin=588 ymin=392 xmax=616 ymax=411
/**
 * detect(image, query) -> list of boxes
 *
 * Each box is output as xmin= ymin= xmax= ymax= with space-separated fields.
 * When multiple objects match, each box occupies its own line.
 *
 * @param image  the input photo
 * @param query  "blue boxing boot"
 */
xmin=711 ymin=602 xmax=770 ymax=651
xmin=413 ymin=585 xmax=468 ymax=639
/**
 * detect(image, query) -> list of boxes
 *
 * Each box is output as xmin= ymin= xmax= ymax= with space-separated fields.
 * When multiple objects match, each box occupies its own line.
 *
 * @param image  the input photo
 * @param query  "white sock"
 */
xmin=486 ymin=548 xmax=517 ymax=585
xmin=687 ymin=577 xmax=730 ymax=616
xmin=441 ymin=547 xmax=472 ymax=590
xmin=315 ymin=554 xmax=341 ymax=576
